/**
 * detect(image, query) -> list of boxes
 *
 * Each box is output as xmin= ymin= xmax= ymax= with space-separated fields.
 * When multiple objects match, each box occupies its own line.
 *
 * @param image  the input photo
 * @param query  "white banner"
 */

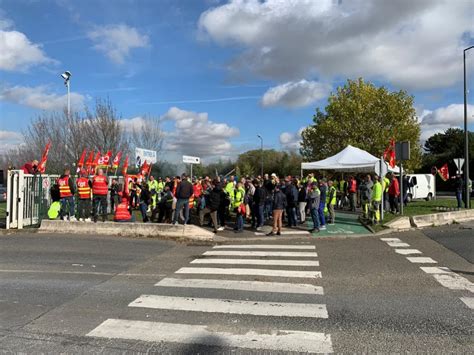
xmin=135 ymin=148 xmax=157 ymax=167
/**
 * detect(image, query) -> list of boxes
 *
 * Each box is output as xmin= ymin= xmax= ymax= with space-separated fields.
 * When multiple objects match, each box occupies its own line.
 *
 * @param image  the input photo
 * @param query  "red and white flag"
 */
xmin=122 ymin=155 xmax=129 ymax=176
xmin=438 ymin=163 xmax=450 ymax=181
xmin=383 ymin=138 xmax=396 ymax=168
xmin=112 ymin=151 xmax=122 ymax=169
xmin=37 ymin=141 xmax=51 ymax=173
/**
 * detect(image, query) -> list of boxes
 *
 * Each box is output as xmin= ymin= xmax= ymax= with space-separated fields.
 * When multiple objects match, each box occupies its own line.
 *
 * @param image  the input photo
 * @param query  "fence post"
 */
xmin=18 ymin=170 xmax=24 ymax=229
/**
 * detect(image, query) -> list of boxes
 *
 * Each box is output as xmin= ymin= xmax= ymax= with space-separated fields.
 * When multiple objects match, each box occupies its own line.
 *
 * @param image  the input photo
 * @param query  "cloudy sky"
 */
xmin=0 ymin=0 xmax=473 ymax=160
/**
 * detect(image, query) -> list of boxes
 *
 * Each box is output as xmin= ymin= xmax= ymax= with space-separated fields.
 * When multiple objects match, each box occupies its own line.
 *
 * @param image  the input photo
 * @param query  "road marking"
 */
xmin=191 ymin=258 xmax=320 ymax=266
xmin=380 ymin=238 xmax=401 ymax=242
xmin=386 ymin=241 xmax=410 ymax=247
xmin=430 ymin=274 xmax=474 ymax=293
xmin=420 ymin=267 xmax=452 ymax=274
xmin=155 ymin=278 xmax=324 ymax=295
xmin=213 ymin=244 xmax=315 ymax=250
xmin=129 ymin=295 xmax=328 ymax=318
xmin=406 ymin=257 xmax=437 ymax=264
xmin=395 ymin=249 xmax=422 ymax=255
xmin=203 ymin=251 xmax=318 ymax=257
xmin=176 ymin=267 xmax=322 ymax=279
xmin=87 ymin=319 xmax=333 ymax=353
xmin=0 ymin=269 xmax=166 ymax=277
xmin=460 ymin=297 xmax=474 ymax=309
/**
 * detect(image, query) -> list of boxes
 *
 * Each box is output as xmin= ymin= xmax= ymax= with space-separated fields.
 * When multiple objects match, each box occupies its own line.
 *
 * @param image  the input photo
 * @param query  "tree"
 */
xmin=421 ymin=128 xmax=474 ymax=178
xmin=236 ymin=149 xmax=302 ymax=177
xmin=300 ymin=78 xmax=422 ymax=171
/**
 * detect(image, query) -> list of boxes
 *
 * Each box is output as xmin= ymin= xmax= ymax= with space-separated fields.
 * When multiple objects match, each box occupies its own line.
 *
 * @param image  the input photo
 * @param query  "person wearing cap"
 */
xmin=76 ymin=169 xmax=92 ymax=221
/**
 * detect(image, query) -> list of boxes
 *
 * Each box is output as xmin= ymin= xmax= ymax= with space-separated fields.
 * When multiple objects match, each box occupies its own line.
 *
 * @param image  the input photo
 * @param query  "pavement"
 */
xmin=0 ymin=224 xmax=472 ymax=353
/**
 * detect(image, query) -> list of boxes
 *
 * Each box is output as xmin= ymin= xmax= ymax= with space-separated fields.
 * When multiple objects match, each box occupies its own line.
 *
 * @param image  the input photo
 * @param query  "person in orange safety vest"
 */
xmin=92 ymin=168 xmax=109 ymax=222
xmin=57 ymin=168 xmax=76 ymax=221
xmin=114 ymin=197 xmax=134 ymax=222
xmin=76 ymin=169 xmax=92 ymax=221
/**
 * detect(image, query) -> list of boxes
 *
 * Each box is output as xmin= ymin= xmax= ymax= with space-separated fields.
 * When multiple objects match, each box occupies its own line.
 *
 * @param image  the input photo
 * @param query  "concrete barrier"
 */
xmin=39 ymin=220 xmax=214 ymax=242
xmin=410 ymin=209 xmax=474 ymax=228
xmin=385 ymin=217 xmax=412 ymax=230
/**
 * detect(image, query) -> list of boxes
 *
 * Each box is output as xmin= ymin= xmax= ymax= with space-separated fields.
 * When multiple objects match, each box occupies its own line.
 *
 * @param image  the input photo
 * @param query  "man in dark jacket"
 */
xmin=139 ymin=182 xmax=151 ymax=222
xmin=285 ymin=179 xmax=298 ymax=227
xmin=203 ymin=180 xmax=223 ymax=233
xmin=173 ymin=174 xmax=193 ymax=225
xmin=267 ymin=184 xmax=287 ymax=236
xmin=252 ymin=179 xmax=266 ymax=230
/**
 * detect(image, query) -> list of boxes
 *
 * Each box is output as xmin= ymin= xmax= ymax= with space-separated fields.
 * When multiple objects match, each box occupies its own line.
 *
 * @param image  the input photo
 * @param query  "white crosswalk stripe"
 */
xmin=129 ymin=294 xmax=328 ymax=318
xmin=155 ymin=277 xmax=324 ymax=294
xmin=87 ymin=242 xmax=333 ymax=352
xmin=395 ymin=249 xmax=422 ymax=255
xmin=87 ymin=319 xmax=333 ymax=353
xmin=203 ymin=250 xmax=318 ymax=257
xmin=406 ymin=257 xmax=437 ymax=264
xmin=176 ymin=267 xmax=322 ymax=278
xmin=213 ymin=244 xmax=315 ymax=250
xmin=190 ymin=258 xmax=320 ymax=266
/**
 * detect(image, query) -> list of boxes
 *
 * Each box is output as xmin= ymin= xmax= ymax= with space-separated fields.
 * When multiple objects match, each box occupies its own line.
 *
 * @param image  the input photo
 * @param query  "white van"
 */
xmin=406 ymin=174 xmax=436 ymax=202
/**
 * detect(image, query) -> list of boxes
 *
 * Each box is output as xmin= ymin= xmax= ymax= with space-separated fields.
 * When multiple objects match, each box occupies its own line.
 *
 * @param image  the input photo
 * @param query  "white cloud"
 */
xmin=0 ymin=17 xmax=55 ymax=71
xmin=261 ymin=80 xmax=330 ymax=108
xmin=419 ymin=103 xmax=474 ymax=141
xmin=87 ymin=24 xmax=149 ymax=64
xmin=199 ymin=0 xmax=473 ymax=90
xmin=0 ymin=130 xmax=23 ymax=153
xmin=119 ymin=116 xmax=147 ymax=132
xmin=0 ymin=84 xmax=85 ymax=110
xmin=279 ymin=127 xmax=304 ymax=150
xmin=161 ymin=106 xmax=239 ymax=158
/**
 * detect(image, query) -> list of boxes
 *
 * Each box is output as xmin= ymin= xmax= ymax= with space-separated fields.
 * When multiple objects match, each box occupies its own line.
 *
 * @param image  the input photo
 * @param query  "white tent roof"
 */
xmin=301 ymin=145 xmax=397 ymax=173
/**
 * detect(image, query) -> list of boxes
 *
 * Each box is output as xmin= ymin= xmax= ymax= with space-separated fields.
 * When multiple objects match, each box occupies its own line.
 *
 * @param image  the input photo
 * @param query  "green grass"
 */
xmin=373 ymin=198 xmax=474 ymax=232
xmin=0 ymin=202 xmax=5 ymax=219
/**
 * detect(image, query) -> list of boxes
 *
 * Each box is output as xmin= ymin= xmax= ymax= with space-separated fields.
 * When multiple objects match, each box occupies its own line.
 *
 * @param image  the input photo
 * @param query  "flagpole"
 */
xmin=400 ymin=162 xmax=403 ymax=216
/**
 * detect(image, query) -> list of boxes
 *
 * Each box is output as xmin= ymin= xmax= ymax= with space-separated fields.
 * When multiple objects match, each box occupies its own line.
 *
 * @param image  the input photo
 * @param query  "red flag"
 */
xmin=122 ymin=155 xmax=129 ymax=176
xmin=85 ymin=151 xmax=94 ymax=175
xmin=123 ymin=174 xmax=130 ymax=197
xmin=438 ymin=163 xmax=450 ymax=181
xmin=140 ymin=160 xmax=151 ymax=176
xmin=91 ymin=151 xmax=101 ymax=173
xmin=77 ymin=149 xmax=87 ymax=169
xmin=97 ymin=150 xmax=112 ymax=168
xmin=112 ymin=151 xmax=122 ymax=169
xmin=37 ymin=141 xmax=51 ymax=173
xmin=383 ymin=138 xmax=396 ymax=168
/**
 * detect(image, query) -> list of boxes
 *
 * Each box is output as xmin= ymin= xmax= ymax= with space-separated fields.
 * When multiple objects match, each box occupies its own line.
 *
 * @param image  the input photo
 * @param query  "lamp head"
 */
xmin=61 ymin=71 xmax=72 ymax=81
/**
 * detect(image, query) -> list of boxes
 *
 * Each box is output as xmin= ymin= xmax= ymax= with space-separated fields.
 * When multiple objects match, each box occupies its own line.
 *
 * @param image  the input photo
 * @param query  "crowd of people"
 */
xmin=47 ymin=167 xmax=408 ymax=234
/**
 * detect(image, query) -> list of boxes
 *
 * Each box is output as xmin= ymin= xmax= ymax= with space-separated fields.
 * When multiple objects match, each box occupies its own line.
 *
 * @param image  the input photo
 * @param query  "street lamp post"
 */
xmin=464 ymin=46 xmax=473 ymax=209
xmin=257 ymin=134 xmax=263 ymax=177
xmin=61 ymin=71 xmax=72 ymax=119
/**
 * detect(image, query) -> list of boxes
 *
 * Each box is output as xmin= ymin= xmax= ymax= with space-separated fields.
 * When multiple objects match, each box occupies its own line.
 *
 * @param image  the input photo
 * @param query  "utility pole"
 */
xmin=463 ymin=46 xmax=473 ymax=208
xmin=257 ymin=134 xmax=263 ymax=177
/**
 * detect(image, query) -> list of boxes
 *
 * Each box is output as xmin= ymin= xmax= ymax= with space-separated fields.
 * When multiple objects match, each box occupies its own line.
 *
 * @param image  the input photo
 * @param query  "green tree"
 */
xmin=421 ymin=128 xmax=474 ymax=178
xmin=236 ymin=149 xmax=302 ymax=177
xmin=300 ymin=78 xmax=422 ymax=171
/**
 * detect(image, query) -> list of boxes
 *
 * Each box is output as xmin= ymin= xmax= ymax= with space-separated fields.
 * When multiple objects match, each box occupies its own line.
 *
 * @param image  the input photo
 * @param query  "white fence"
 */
xmin=6 ymin=170 xmax=123 ymax=230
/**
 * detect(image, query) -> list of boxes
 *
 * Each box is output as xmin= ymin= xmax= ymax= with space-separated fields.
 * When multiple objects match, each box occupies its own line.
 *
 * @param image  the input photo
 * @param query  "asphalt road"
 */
xmin=0 ymin=229 xmax=472 ymax=353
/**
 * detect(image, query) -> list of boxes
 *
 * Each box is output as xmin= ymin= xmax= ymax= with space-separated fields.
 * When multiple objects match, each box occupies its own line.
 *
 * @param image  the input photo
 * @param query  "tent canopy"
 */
xmin=301 ymin=145 xmax=397 ymax=173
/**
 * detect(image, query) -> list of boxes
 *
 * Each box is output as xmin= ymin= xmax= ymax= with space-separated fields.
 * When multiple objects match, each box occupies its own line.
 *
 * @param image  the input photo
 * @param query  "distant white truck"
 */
xmin=406 ymin=174 xmax=436 ymax=202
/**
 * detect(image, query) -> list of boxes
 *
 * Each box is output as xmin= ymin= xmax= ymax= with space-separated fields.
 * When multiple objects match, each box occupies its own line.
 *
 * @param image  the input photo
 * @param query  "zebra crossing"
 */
xmin=87 ymin=243 xmax=333 ymax=353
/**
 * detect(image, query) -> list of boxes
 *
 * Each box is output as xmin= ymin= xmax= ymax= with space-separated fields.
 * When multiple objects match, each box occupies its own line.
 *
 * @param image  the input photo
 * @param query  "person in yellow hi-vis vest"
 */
xmin=382 ymin=175 xmax=390 ymax=212
xmin=326 ymin=180 xmax=337 ymax=224
xmin=371 ymin=175 xmax=383 ymax=224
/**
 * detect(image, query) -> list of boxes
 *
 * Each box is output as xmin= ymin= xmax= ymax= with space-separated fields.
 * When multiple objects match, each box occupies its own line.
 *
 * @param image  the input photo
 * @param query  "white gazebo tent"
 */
xmin=301 ymin=145 xmax=399 ymax=221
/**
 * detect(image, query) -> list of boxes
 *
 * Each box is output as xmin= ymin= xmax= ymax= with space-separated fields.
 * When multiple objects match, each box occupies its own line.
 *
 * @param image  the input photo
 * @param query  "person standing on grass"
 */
xmin=267 ymin=184 xmax=287 ymax=236
xmin=388 ymin=173 xmax=400 ymax=214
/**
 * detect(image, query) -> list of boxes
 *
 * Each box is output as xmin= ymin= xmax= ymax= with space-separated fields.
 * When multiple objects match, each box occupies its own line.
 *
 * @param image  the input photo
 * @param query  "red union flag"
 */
xmin=383 ymin=138 xmax=396 ymax=168
xmin=438 ymin=163 xmax=449 ymax=181
xmin=98 ymin=150 xmax=112 ymax=168
xmin=122 ymin=155 xmax=129 ymax=176
xmin=112 ymin=151 xmax=122 ymax=169
xmin=76 ymin=149 xmax=87 ymax=172
xmin=37 ymin=141 xmax=51 ymax=173
xmin=140 ymin=160 xmax=151 ymax=176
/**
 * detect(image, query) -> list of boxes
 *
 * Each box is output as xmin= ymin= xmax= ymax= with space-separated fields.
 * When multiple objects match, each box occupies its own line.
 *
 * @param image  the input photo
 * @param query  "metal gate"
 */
xmin=6 ymin=170 xmax=58 ymax=229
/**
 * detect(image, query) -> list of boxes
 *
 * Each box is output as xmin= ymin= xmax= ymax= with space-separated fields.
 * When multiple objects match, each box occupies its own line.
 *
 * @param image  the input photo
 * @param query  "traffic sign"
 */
xmin=453 ymin=158 xmax=464 ymax=173
xmin=183 ymin=155 xmax=200 ymax=164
